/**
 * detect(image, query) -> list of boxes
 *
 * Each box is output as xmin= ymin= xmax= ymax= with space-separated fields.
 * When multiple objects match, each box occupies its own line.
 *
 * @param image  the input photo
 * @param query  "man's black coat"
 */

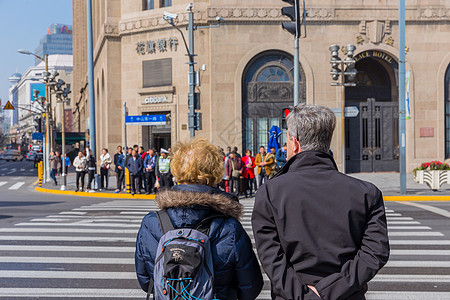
xmin=252 ymin=151 xmax=390 ymax=300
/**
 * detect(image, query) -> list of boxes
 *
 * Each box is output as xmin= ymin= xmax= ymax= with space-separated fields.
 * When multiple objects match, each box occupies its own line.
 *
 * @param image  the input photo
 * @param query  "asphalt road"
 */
xmin=0 ymin=166 xmax=449 ymax=299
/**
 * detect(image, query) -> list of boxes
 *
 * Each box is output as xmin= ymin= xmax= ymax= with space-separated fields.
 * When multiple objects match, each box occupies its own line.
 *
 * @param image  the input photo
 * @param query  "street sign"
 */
xmin=125 ymin=115 xmax=166 ymax=126
xmin=3 ymin=101 xmax=14 ymax=110
xmin=32 ymin=132 xmax=44 ymax=141
xmin=345 ymin=106 xmax=359 ymax=117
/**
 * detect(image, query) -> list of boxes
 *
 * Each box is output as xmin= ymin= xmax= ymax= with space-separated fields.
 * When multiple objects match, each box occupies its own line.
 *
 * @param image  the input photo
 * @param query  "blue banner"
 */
xmin=125 ymin=115 xmax=166 ymax=126
xmin=32 ymin=132 xmax=44 ymax=141
xmin=30 ymin=83 xmax=46 ymax=101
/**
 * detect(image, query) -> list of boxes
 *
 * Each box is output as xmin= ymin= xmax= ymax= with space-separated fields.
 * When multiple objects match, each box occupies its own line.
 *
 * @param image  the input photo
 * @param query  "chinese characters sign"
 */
xmin=136 ymin=37 xmax=178 ymax=55
xmin=125 ymin=115 xmax=166 ymax=126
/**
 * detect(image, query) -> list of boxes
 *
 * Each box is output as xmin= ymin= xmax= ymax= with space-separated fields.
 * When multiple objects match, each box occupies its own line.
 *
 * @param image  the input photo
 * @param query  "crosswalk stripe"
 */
xmin=44 ymin=215 xmax=145 ymax=220
xmin=8 ymin=182 xmax=25 ymax=190
xmin=0 ymin=236 xmax=136 ymax=242
xmin=0 ymin=270 xmax=136 ymax=279
xmin=388 ymin=231 xmax=443 ymax=236
xmin=0 ymin=257 xmax=134 ymax=264
xmin=387 ymin=226 xmax=431 ymax=230
xmin=366 ymin=291 xmax=450 ymax=300
xmin=0 ymin=182 xmax=7 ymax=187
xmin=386 ymin=217 xmax=413 ymax=220
xmin=58 ymin=211 xmax=87 ymax=215
xmin=0 ymin=245 xmax=135 ymax=252
xmin=29 ymin=218 xmax=142 ymax=223
xmin=386 ymin=261 xmax=450 ymax=267
xmin=15 ymin=222 xmax=141 ymax=228
xmin=387 ymin=221 xmax=420 ymax=224
xmin=389 ymin=240 xmax=450 ymax=245
xmin=73 ymin=207 xmax=155 ymax=211
xmin=0 ymin=288 xmax=145 ymax=298
xmin=373 ymin=274 xmax=450 ymax=282
xmin=390 ymin=249 xmax=450 ymax=255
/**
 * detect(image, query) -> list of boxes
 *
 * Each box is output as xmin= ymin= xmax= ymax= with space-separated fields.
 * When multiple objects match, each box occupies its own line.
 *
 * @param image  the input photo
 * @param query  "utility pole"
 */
xmin=399 ymin=0 xmax=406 ymax=194
xmin=87 ymin=0 xmax=97 ymax=157
xmin=123 ymin=102 xmax=128 ymax=150
xmin=44 ymin=54 xmax=50 ymax=182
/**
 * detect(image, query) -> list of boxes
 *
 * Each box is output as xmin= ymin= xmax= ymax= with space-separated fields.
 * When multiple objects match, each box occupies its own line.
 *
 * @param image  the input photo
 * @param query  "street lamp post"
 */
xmin=163 ymin=4 xmax=224 ymax=138
xmin=55 ymin=81 xmax=71 ymax=191
xmin=329 ymin=44 xmax=357 ymax=174
xmin=17 ymin=49 xmax=51 ymax=182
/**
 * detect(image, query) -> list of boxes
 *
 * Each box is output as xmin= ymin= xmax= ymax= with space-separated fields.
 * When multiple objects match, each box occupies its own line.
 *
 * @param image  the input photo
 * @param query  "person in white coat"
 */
xmin=99 ymin=148 xmax=112 ymax=190
xmin=73 ymin=151 xmax=87 ymax=192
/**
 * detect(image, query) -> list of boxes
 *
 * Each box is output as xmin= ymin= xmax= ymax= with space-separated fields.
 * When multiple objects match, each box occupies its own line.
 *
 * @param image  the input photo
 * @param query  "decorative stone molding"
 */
xmin=419 ymin=7 xmax=450 ymax=19
xmin=116 ymin=6 xmax=450 ymax=36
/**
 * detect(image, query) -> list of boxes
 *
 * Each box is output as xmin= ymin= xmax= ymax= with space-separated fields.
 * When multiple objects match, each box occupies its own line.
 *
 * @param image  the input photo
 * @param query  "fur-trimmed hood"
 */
xmin=156 ymin=187 xmax=243 ymax=220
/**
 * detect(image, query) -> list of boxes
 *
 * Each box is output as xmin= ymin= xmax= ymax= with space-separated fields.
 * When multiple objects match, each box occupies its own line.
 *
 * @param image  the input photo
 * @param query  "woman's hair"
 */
xmin=171 ymin=137 xmax=224 ymax=186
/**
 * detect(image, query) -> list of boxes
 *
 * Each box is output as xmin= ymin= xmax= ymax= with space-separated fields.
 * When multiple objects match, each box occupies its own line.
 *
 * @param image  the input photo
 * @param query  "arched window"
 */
xmin=242 ymin=51 xmax=306 ymax=154
xmin=445 ymin=65 xmax=450 ymax=158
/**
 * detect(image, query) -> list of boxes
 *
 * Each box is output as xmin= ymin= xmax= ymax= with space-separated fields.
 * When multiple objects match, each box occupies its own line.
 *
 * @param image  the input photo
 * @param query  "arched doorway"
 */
xmin=242 ymin=51 xmax=306 ymax=154
xmin=345 ymin=50 xmax=399 ymax=173
xmin=445 ymin=65 xmax=450 ymax=158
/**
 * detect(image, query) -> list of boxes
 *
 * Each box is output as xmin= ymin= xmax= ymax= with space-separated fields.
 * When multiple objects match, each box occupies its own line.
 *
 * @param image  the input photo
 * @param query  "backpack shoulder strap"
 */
xmin=156 ymin=210 xmax=175 ymax=234
xmin=195 ymin=212 xmax=227 ymax=236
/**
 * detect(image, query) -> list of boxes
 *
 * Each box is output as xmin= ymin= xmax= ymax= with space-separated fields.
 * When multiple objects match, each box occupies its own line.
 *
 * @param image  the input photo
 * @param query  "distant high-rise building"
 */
xmin=34 ymin=24 xmax=72 ymax=65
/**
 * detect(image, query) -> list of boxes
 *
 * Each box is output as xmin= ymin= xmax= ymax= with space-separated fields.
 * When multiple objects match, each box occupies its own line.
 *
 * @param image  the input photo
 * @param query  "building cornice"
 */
xmin=115 ymin=6 xmax=450 ymax=36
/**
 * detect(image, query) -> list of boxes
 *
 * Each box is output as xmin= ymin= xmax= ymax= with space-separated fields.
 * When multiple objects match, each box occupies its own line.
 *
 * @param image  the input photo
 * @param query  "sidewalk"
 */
xmin=36 ymin=171 xmax=156 ymax=199
xmin=349 ymin=172 xmax=450 ymax=196
xmin=35 ymin=171 xmax=450 ymax=200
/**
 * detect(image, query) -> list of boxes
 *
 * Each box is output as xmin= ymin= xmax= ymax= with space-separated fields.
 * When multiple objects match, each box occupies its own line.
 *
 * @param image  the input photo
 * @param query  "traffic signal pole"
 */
xmin=294 ymin=38 xmax=299 ymax=106
xmin=399 ymin=0 xmax=406 ymax=194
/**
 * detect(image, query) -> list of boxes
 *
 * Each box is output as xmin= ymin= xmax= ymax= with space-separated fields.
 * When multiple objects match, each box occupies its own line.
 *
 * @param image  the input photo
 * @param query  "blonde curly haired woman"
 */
xmin=135 ymin=138 xmax=263 ymax=299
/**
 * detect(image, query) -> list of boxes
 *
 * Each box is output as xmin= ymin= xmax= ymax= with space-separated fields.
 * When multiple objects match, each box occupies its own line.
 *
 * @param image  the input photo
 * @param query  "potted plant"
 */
xmin=413 ymin=161 xmax=450 ymax=191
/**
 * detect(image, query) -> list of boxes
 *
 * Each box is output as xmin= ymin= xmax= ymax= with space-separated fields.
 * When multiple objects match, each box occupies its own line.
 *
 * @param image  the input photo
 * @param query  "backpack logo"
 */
xmin=170 ymin=248 xmax=184 ymax=262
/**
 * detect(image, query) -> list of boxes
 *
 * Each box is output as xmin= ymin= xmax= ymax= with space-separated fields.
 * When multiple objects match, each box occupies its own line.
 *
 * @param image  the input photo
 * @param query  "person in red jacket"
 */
xmin=242 ymin=149 xmax=256 ymax=198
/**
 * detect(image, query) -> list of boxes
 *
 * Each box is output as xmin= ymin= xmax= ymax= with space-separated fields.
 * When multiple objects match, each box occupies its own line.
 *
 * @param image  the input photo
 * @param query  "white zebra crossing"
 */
xmin=0 ymin=199 xmax=155 ymax=299
xmin=0 ymin=180 xmax=26 ymax=190
xmin=1 ymin=198 xmax=449 ymax=299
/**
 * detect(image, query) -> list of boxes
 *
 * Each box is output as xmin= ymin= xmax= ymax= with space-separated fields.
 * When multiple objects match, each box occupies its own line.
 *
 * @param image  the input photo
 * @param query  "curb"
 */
xmin=33 ymin=186 xmax=450 ymax=201
xmin=384 ymin=195 xmax=450 ymax=201
xmin=34 ymin=186 xmax=157 ymax=200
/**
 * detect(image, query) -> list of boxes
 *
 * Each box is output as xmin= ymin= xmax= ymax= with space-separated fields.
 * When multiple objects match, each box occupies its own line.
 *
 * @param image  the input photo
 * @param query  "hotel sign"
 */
xmin=354 ymin=50 xmax=398 ymax=68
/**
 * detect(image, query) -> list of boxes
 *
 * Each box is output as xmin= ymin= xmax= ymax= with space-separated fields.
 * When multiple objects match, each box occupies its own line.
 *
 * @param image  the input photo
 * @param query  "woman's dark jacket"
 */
xmin=135 ymin=184 xmax=263 ymax=300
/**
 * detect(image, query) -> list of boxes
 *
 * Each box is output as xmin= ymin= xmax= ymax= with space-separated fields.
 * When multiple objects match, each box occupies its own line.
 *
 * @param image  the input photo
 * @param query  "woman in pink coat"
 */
xmin=242 ymin=150 xmax=256 ymax=198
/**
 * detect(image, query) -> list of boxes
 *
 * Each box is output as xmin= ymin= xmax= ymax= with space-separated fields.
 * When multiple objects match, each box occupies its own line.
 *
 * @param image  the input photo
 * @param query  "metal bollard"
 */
xmin=38 ymin=161 xmax=43 ymax=187
xmin=125 ymin=168 xmax=131 ymax=193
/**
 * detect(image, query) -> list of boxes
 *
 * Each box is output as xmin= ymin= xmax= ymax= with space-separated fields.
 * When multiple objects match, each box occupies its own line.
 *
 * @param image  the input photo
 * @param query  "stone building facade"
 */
xmin=72 ymin=0 xmax=450 ymax=173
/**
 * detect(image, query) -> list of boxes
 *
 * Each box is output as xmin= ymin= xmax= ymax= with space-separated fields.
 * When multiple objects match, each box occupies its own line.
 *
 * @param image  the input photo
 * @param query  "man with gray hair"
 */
xmin=252 ymin=104 xmax=389 ymax=299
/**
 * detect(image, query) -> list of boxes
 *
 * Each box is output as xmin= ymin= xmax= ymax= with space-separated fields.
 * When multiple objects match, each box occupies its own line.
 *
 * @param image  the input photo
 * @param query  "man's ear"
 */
xmin=292 ymin=136 xmax=301 ymax=154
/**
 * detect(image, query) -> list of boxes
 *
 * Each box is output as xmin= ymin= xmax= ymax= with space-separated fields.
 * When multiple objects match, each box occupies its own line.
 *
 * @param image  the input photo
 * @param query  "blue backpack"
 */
xmin=147 ymin=210 xmax=223 ymax=300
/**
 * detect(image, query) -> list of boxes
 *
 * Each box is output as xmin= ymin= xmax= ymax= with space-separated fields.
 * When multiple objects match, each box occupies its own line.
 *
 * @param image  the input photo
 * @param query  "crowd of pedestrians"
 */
xmin=57 ymin=145 xmax=173 ymax=194
xmin=221 ymin=143 xmax=287 ymax=197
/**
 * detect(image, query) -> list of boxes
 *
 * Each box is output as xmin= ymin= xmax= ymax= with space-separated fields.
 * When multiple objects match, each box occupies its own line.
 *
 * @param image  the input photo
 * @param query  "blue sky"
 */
xmin=0 ymin=0 xmax=72 ymax=105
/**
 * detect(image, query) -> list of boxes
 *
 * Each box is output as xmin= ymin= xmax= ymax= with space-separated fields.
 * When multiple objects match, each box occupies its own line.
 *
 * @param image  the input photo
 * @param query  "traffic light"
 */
xmin=34 ymin=117 xmax=42 ymax=132
xmin=282 ymin=108 xmax=290 ymax=129
xmin=281 ymin=0 xmax=300 ymax=37
xmin=194 ymin=112 xmax=202 ymax=131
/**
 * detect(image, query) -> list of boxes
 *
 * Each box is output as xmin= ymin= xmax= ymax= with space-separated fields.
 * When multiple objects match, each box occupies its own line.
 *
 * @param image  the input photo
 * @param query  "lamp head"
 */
xmin=17 ymin=49 xmax=32 ymax=55
xmin=345 ymin=44 xmax=356 ymax=57
xmin=329 ymin=44 xmax=340 ymax=57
